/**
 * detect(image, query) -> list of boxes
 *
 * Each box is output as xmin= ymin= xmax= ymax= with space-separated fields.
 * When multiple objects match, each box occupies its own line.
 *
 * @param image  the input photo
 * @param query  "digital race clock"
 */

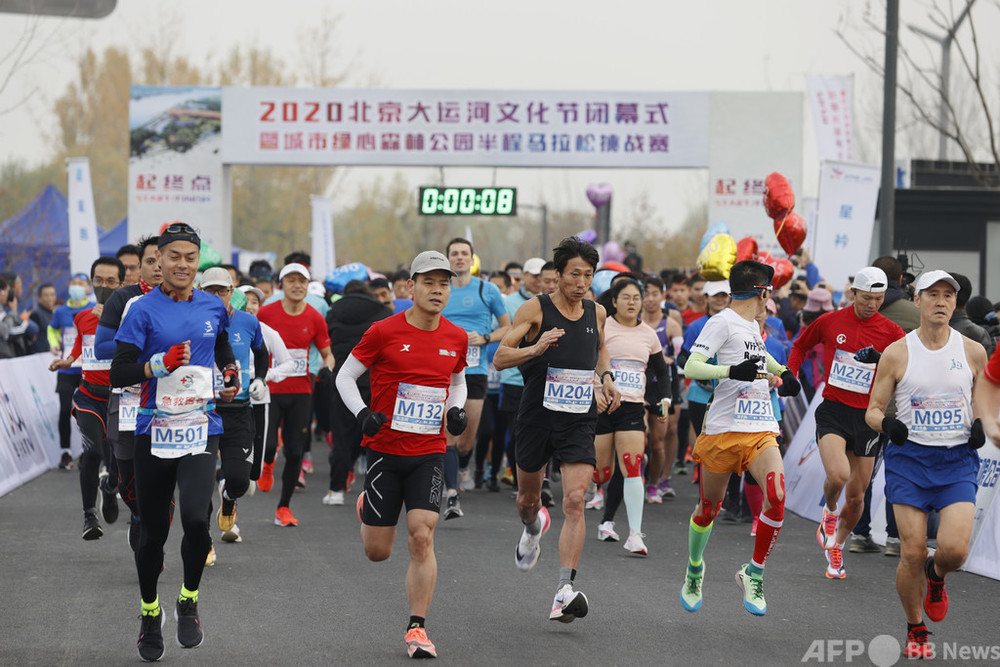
xmin=418 ymin=187 xmax=517 ymax=216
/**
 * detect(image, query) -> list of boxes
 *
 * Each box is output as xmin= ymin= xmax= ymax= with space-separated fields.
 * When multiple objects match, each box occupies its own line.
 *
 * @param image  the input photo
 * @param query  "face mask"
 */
xmin=68 ymin=285 xmax=87 ymax=302
xmin=93 ymin=286 xmax=114 ymax=304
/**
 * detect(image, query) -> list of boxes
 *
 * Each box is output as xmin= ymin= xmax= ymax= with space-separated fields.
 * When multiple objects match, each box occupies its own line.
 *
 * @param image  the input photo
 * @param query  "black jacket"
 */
xmin=326 ymin=293 xmax=393 ymax=371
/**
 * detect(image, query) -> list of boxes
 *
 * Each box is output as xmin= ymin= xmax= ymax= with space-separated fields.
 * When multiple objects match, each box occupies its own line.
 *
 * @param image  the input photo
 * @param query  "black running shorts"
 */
xmin=596 ymin=401 xmax=646 ymax=435
xmin=465 ymin=374 xmax=488 ymax=401
xmin=515 ymin=419 xmax=597 ymax=473
xmin=360 ymin=451 xmax=444 ymax=527
xmin=815 ymin=400 xmax=880 ymax=457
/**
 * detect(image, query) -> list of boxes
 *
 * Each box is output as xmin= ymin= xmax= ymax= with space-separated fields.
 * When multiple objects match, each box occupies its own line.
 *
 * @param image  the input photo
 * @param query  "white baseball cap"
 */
xmin=410 ymin=251 xmax=456 ymax=278
xmin=852 ymin=267 xmax=888 ymax=293
xmin=200 ymin=266 xmax=232 ymax=289
xmin=279 ymin=263 xmax=310 ymax=281
xmin=522 ymin=257 xmax=546 ymax=275
xmin=913 ymin=270 xmax=960 ymax=293
xmin=237 ymin=285 xmax=264 ymax=302
xmin=703 ymin=280 xmax=730 ymax=296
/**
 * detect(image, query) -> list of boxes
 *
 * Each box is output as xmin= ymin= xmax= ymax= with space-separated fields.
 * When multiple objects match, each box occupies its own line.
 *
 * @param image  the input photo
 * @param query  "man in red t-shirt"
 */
xmin=788 ymin=267 xmax=905 ymax=579
xmin=257 ymin=263 xmax=335 ymax=527
xmin=980 ymin=344 xmax=1000 ymax=444
xmin=335 ymin=250 xmax=469 ymax=660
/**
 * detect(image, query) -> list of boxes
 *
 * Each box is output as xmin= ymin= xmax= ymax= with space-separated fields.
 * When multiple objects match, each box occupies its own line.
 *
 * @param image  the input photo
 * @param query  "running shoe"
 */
xmin=904 ymin=625 xmax=933 ymax=659
xmin=296 ymin=470 xmax=307 ymax=488
xmin=816 ymin=507 xmax=838 ymax=550
xmin=323 ymin=490 xmax=345 ymax=506
xmin=137 ymin=606 xmax=165 ymax=662
xmin=404 ymin=626 xmax=437 ymax=659
xmin=500 ymin=467 xmax=515 ymax=486
xmin=99 ymin=472 xmax=119 ymax=524
xmin=673 ymin=463 xmax=688 ymax=476
xmin=205 ymin=544 xmax=216 ymax=567
xmin=924 ymin=557 xmax=949 ymax=622
xmin=442 ymin=492 xmax=463 ymax=520
xmin=175 ymin=597 xmax=204 ymax=649
xmin=301 ymin=455 xmax=314 ymax=474
xmin=585 ymin=488 xmax=604 ymax=511
xmin=345 ymin=471 xmax=356 ymax=493
xmin=824 ymin=546 xmax=846 ymax=579
xmin=549 ymin=584 xmax=589 ymax=623
xmin=218 ymin=495 xmax=236 ymax=532
xmin=128 ymin=514 xmax=141 ymax=552
xmin=258 ymin=462 xmax=274 ymax=492
xmin=540 ymin=481 xmax=555 ymax=508
xmin=597 ymin=521 xmax=619 ymax=542
xmin=59 ymin=451 xmax=76 ymax=470
xmin=274 ymin=506 xmax=299 ymax=527
xmin=624 ymin=530 xmax=648 ymax=556
xmin=849 ymin=534 xmax=881 ymax=554
xmin=486 ymin=477 xmax=500 ymax=492
xmin=645 ymin=486 xmax=663 ymax=504
xmin=221 ymin=523 xmax=242 ymax=543
xmin=884 ymin=537 xmax=901 ymax=557
xmin=691 ymin=464 xmax=700 ymax=484
xmin=458 ymin=467 xmax=474 ymax=492
xmin=514 ymin=506 xmax=551 ymax=571
xmin=659 ymin=479 xmax=676 ymax=498
xmin=735 ymin=564 xmax=767 ymax=616
xmin=82 ymin=510 xmax=103 ymax=541
xmin=680 ymin=564 xmax=704 ymax=612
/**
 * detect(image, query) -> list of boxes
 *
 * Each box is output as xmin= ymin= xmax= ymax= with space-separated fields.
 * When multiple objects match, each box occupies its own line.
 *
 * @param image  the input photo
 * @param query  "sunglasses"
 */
xmin=163 ymin=222 xmax=198 ymax=235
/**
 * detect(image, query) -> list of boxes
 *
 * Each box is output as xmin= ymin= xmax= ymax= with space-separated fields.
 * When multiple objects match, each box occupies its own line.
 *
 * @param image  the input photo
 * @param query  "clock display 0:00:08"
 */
xmin=419 ymin=187 xmax=516 ymax=215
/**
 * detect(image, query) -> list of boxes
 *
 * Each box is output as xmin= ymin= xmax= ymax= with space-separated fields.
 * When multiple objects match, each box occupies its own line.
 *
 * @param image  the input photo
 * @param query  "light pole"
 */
xmin=879 ymin=0 xmax=899 ymax=257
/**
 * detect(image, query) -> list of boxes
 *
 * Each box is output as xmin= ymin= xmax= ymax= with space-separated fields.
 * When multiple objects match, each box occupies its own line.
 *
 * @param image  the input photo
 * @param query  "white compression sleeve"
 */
xmin=334 ymin=354 xmax=370 ymax=417
xmin=445 ymin=372 xmax=467 ymax=410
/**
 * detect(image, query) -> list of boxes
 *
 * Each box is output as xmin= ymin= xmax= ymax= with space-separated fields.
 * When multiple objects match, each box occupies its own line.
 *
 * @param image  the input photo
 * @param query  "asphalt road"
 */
xmin=2 ymin=447 xmax=997 ymax=666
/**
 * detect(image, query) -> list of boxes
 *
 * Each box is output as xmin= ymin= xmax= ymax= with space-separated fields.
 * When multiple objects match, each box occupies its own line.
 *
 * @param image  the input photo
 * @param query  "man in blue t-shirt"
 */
xmin=439 ymin=238 xmax=511 ymax=518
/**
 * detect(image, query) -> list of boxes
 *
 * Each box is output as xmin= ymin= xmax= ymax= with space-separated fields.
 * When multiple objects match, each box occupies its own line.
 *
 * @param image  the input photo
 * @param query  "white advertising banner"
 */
xmin=127 ymin=86 xmax=228 ymax=257
xmin=784 ymin=384 xmax=848 ymax=522
xmin=221 ymin=88 xmax=711 ymax=168
xmin=805 ymin=75 xmax=854 ymax=161
xmin=964 ymin=447 xmax=1000 ymax=580
xmin=707 ymin=92 xmax=803 ymax=258
xmin=66 ymin=157 xmax=101 ymax=276
xmin=309 ymin=195 xmax=336 ymax=281
xmin=812 ymin=161 xmax=880 ymax=292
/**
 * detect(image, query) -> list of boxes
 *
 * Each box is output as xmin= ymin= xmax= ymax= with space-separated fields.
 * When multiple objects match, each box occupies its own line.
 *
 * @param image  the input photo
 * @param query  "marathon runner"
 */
xmin=335 ymin=250 xmax=469 ymax=659
xmin=48 ymin=272 xmax=91 ymax=469
xmin=493 ymin=236 xmax=621 ymax=623
xmin=678 ymin=260 xmax=801 ymax=617
xmin=110 ymin=222 xmax=237 ymax=661
xmin=787 ymin=267 xmax=904 ymax=579
xmin=865 ymin=270 xmax=987 ymax=659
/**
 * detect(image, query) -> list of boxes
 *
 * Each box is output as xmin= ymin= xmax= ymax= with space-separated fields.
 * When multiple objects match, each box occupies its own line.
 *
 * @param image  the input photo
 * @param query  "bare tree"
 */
xmin=0 ymin=15 xmax=63 ymax=116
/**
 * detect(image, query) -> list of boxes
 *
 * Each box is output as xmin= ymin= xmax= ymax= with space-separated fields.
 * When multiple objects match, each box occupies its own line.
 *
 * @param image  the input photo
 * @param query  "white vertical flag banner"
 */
xmin=310 ymin=195 xmax=335 ymax=280
xmin=66 ymin=157 xmax=101 ymax=276
xmin=812 ymin=161 xmax=880 ymax=292
xmin=806 ymin=75 xmax=854 ymax=162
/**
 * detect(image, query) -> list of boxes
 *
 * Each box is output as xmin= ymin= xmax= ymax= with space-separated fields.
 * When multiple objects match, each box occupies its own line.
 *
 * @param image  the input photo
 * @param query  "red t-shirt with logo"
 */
xmin=788 ymin=307 xmax=905 ymax=409
xmin=70 ymin=308 xmax=110 ymax=392
xmin=351 ymin=311 xmax=468 ymax=456
xmin=258 ymin=300 xmax=331 ymax=395
xmin=985 ymin=343 xmax=1000 ymax=384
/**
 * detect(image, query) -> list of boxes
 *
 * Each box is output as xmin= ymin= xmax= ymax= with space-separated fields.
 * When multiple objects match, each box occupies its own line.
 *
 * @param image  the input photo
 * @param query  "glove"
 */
xmin=316 ymin=366 xmax=334 ymax=386
xmin=222 ymin=363 xmax=240 ymax=389
xmin=970 ymin=418 xmax=985 ymax=450
xmin=728 ymin=357 xmax=761 ymax=382
xmin=854 ymin=346 xmax=882 ymax=364
xmin=446 ymin=407 xmax=467 ymax=436
xmin=163 ymin=342 xmax=187 ymax=372
xmin=248 ymin=378 xmax=267 ymax=401
xmin=882 ymin=416 xmax=909 ymax=446
xmin=358 ymin=407 xmax=388 ymax=437
xmin=777 ymin=370 xmax=801 ymax=397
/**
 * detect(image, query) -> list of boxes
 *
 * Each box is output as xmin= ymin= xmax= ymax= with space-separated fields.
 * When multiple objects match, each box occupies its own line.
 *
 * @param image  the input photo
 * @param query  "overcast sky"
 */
xmin=0 ymin=0 xmax=984 ymax=233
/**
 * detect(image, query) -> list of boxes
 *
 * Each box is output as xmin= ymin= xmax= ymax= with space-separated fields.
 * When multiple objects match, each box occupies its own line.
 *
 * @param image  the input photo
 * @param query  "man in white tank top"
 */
xmin=865 ymin=270 xmax=988 ymax=659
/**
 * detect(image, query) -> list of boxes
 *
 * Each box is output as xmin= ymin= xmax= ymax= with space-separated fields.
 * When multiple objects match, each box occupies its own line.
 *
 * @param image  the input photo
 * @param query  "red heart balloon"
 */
xmin=774 ymin=211 xmax=807 ymax=256
xmin=736 ymin=236 xmax=758 ymax=263
xmin=756 ymin=252 xmax=794 ymax=289
xmin=763 ymin=172 xmax=795 ymax=220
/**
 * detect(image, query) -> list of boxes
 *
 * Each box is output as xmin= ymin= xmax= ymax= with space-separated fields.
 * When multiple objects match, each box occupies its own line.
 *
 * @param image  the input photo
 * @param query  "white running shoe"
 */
xmin=514 ymin=507 xmax=551 ymax=571
xmin=549 ymin=584 xmax=589 ymax=623
xmin=585 ymin=489 xmax=605 ymax=511
xmin=458 ymin=467 xmax=474 ymax=492
xmin=597 ymin=521 xmax=620 ymax=542
xmin=221 ymin=523 xmax=242 ymax=543
xmin=323 ymin=490 xmax=345 ymax=506
xmin=624 ymin=530 xmax=648 ymax=556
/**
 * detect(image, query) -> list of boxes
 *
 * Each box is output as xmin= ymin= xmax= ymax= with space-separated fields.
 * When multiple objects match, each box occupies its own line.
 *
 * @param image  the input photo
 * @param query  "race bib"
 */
xmin=910 ymin=393 xmax=967 ymax=441
xmin=466 ymin=343 xmax=482 ymax=368
xmin=391 ymin=383 xmax=447 ymax=434
xmin=827 ymin=349 xmax=876 ymax=394
xmin=733 ymin=383 xmax=775 ymax=430
xmin=155 ymin=365 xmax=213 ymax=415
xmin=61 ymin=330 xmax=77 ymax=356
xmin=288 ymin=349 xmax=309 ymax=377
xmin=487 ymin=362 xmax=501 ymax=392
xmin=543 ymin=367 xmax=594 ymax=414
xmin=119 ymin=390 xmax=140 ymax=432
xmin=80 ymin=334 xmax=111 ymax=371
xmin=150 ymin=411 xmax=208 ymax=459
xmin=213 ymin=360 xmax=243 ymax=398
xmin=611 ymin=359 xmax=646 ymax=402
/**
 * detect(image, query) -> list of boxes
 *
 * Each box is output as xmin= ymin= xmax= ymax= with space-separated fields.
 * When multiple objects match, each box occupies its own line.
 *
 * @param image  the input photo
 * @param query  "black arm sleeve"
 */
xmin=646 ymin=352 xmax=670 ymax=404
xmin=214 ymin=330 xmax=235 ymax=370
xmin=669 ymin=361 xmax=681 ymax=404
xmin=252 ymin=340 xmax=270 ymax=380
xmin=676 ymin=347 xmax=690 ymax=370
xmin=111 ymin=342 xmax=147 ymax=388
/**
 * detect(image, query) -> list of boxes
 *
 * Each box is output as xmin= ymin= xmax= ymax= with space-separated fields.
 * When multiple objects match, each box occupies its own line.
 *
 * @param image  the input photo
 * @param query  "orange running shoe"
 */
xmin=816 ymin=506 xmax=838 ymax=550
xmin=258 ymin=462 xmax=274 ymax=493
xmin=404 ymin=626 xmax=437 ymax=659
xmin=274 ymin=506 xmax=298 ymax=527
